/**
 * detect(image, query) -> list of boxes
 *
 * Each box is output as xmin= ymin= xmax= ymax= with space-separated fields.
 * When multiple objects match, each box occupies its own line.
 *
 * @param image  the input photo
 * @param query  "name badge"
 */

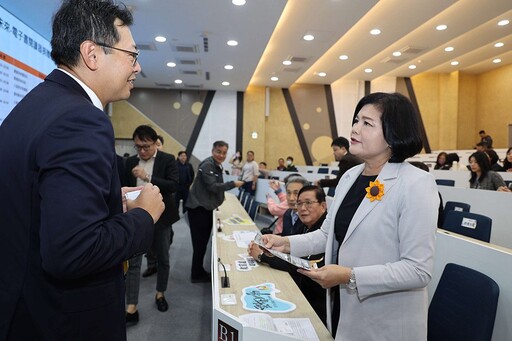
xmin=461 ymin=217 xmax=477 ymax=229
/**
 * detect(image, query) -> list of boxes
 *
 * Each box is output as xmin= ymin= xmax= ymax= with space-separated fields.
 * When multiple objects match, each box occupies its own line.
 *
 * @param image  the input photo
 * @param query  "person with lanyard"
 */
xmin=261 ymin=92 xmax=439 ymax=340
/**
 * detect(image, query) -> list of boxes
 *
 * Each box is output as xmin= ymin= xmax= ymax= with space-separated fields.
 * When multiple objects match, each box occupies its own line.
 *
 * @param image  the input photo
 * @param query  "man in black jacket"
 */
xmin=316 ymin=136 xmax=362 ymax=189
xmin=124 ymin=125 xmax=179 ymax=322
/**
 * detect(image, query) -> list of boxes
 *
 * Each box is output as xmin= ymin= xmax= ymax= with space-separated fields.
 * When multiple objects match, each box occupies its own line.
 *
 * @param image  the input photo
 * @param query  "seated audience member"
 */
xmin=315 ymin=136 xmax=362 ymax=188
xmin=266 ymin=175 xmax=309 ymax=235
xmin=445 ymin=152 xmax=460 ymax=169
xmin=409 ymin=161 xmax=444 ymax=228
xmin=284 ymin=156 xmax=298 ymax=172
xmin=485 ymin=149 xmax=504 ymax=172
xmin=475 ymin=142 xmax=489 ymax=153
xmin=502 ymin=147 xmax=512 ymax=172
xmin=249 ymin=185 xmax=327 ymax=324
xmin=434 ymin=152 xmax=450 ymax=170
xmin=276 ymin=158 xmax=286 ymax=171
xmin=259 ymin=162 xmax=270 ymax=179
xmin=468 ymin=151 xmax=506 ymax=191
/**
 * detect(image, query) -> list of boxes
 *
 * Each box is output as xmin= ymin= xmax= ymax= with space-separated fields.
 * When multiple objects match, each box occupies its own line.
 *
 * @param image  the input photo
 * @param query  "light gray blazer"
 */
xmin=290 ymin=162 xmax=439 ymax=341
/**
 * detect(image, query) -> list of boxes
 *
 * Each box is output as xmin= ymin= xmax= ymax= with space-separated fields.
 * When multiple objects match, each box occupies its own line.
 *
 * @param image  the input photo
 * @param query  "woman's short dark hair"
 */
xmin=503 ymin=147 xmax=512 ymax=170
xmin=469 ymin=151 xmax=491 ymax=184
xmin=352 ymin=92 xmax=423 ymax=163
xmin=51 ymin=0 xmax=133 ymax=67
xmin=298 ymin=185 xmax=326 ymax=203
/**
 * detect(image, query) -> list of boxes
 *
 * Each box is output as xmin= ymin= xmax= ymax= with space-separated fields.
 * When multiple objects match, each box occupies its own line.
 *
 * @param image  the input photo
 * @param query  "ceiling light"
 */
xmin=370 ymin=29 xmax=381 ymax=35
xmin=317 ymin=72 xmax=327 ymax=77
xmin=339 ymin=55 xmax=348 ymax=60
xmin=498 ymin=19 xmax=510 ymax=26
xmin=303 ymin=34 xmax=315 ymax=41
xmin=155 ymin=36 xmax=166 ymax=43
xmin=282 ymin=60 xmax=292 ymax=66
xmin=232 ymin=0 xmax=246 ymax=6
xmin=364 ymin=68 xmax=372 ymax=73
xmin=408 ymin=65 xmax=417 ymax=70
xmin=444 ymin=46 xmax=454 ymax=52
xmin=166 ymin=62 xmax=176 ymax=68
xmin=224 ymin=64 xmax=234 ymax=70
xmin=436 ymin=24 xmax=447 ymax=31
xmin=494 ymin=42 xmax=504 ymax=48
xmin=493 ymin=58 xmax=502 ymax=64
xmin=270 ymin=76 xmax=279 ymax=81
xmin=222 ymin=81 xmax=230 ymax=86
xmin=227 ymin=40 xmax=238 ymax=46
xmin=392 ymin=51 xmax=401 ymax=57
xmin=451 ymin=61 xmax=459 ymax=66
xmin=174 ymin=79 xmax=183 ymax=84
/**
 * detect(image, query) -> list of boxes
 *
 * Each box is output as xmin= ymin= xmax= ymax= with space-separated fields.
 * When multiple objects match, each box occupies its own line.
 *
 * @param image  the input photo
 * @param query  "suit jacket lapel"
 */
xmin=341 ymin=162 xmax=401 ymax=245
xmin=45 ymin=69 xmax=92 ymax=103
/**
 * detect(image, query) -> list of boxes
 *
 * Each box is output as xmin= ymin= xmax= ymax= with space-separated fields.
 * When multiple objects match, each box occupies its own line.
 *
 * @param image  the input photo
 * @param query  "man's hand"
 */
xmin=234 ymin=180 xmax=244 ymax=188
xmin=128 ymin=183 xmax=165 ymax=223
xmin=131 ymin=165 xmax=148 ymax=181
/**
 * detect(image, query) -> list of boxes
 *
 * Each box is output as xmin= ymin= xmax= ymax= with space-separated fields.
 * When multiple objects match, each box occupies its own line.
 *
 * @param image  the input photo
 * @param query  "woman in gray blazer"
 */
xmin=263 ymin=93 xmax=439 ymax=340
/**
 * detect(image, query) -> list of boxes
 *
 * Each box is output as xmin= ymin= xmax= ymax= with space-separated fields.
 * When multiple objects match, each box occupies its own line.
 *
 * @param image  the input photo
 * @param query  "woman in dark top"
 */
xmin=502 ymin=147 xmax=512 ymax=172
xmin=468 ymin=151 xmax=505 ymax=190
xmin=434 ymin=151 xmax=450 ymax=170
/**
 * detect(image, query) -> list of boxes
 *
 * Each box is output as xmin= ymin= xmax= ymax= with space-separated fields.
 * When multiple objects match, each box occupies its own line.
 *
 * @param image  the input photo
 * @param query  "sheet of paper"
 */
xmin=239 ymin=313 xmax=277 ymax=331
xmin=274 ymin=318 xmax=319 ymax=341
xmin=233 ymin=230 xmax=257 ymax=248
xmin=223 ymin=214 xmax=254 ymax=226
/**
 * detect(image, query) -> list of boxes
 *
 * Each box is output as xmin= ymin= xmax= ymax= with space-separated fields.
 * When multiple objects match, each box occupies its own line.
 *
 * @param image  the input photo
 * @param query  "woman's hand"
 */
xmin=261 ymin=234 xmax=290 ymax=253
xmin=297 ymin=264 xmax=351 ymax=289
xmin=269 ymin=180 xmax=280 ymax=191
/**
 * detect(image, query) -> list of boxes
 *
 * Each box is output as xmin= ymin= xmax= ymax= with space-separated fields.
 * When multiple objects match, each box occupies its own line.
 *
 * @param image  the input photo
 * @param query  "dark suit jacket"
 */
xmin=125 ymin=151 xmax=180 ymax=226
xmin=318 ymin=152 xmax=363 ymax=188
xmin=0 ymin=70 xmax=155 ymax=340
xmin=281 ymin=209 xmax=302 ymax=236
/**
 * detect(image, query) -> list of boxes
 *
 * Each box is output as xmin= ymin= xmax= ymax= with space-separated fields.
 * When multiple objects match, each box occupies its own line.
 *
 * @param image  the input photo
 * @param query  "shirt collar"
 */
xmin=57 ymin=68 xmax=104 ymax=111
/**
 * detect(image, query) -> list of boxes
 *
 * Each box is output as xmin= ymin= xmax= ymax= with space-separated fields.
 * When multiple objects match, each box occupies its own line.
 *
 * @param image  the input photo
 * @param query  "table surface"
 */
xmin=213 ymin=193 xmax=333 ymax=340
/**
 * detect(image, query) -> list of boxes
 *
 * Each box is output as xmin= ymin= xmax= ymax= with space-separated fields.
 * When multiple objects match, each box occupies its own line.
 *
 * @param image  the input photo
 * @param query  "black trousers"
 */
xmin=188 ymin=206 xmax=213 ymax=278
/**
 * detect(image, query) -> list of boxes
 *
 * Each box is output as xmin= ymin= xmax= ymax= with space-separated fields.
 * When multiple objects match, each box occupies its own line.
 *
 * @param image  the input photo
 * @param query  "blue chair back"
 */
xmin=435 ymin=179 xmax=455 ymax=186
xmin=428 ymin=263 xmax=499 ymax=341
xmin=444 ymin=201 xmax=470 ymax=220
xmin=442 ymin=210 xmax=492 ymax=242
xmin=327 ymin=187 xmax=335 ymax=197
xmin=244 ymin=194 xmax=253 ymax=211
xmin=248 ymin=200 xmax=260 ymax=220
xmin=317 ymin=167 xmax=329 ymax=174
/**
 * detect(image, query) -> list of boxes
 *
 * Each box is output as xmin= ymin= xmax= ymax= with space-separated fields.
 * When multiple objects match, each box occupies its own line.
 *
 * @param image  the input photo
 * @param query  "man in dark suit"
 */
xmin=0 ymin=1 xmax=164 ymax=340
xmin=124 ymin=125 xmax=179 ymax=322
xmin=315 ymin=136 xmax=363 ymax=189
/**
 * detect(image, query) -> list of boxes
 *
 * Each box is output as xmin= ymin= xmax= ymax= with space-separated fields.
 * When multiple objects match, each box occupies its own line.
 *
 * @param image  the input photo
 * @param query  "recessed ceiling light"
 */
xmin=282 ymin=60 xmax=292 ymax=66
xmin=444 ymin=46 xmax=454 ymax=52
xmin=364 ymin=68 xmax=372 ymax=73
xmin=232 ymin=0 xmax=246 ymax=6
xmin=436 ymin=24 xmax=448 ymax=31
xmin=392 ymin=51 xmax=402 ymax=57
xmin=317 ymin=72 xmax=327 ymax=77
xmin=303 ymin=34 xmax=315 ymax=41
xmin=155 ymin=36 xmax=166 ymax=43
xmin=224 ymin=64 xmax=234 ymax=70
xmin=408 ymin=65 xmax=417 ymax=70
xmin=166 ymin=62 xmax=176 ymax=68
xmin=174 ymin=79 xmax=183 ymax=84
xmin=451 ymin=61 xmax=459 ymax=66
xmin=493 ymin=58 xmax=502 ymax=64
xmin=222 ymin=81 xmax=230 ymax=86
xmin=270 ymin=76 xmax=279 ymax=81
xmin=227 ymin=40 xmax=238 ymax=46
xmin=370 ymin=29 xmax=381 ymax=35
xmin=494 ymin=42 xmax=504 ymax=48
xmin=339 ymin=55 xmax=349 ymax=60
xmin=498 ymin=19 xmax=510 ymax=26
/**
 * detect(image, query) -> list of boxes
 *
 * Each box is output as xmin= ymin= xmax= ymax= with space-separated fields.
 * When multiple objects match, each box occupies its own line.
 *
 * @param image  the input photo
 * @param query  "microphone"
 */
xmin=217 ymin=258 xmax=230 ymax=288
xmin=216 ymin=218 xmax=222 ymax=233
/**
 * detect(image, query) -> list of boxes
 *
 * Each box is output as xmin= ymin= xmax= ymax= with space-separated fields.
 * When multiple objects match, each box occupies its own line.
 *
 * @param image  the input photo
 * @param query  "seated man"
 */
xmin=249 ymin=185 xmax=327 ymax=324
xmin=266 ymin=175 xmax=309 ymax=235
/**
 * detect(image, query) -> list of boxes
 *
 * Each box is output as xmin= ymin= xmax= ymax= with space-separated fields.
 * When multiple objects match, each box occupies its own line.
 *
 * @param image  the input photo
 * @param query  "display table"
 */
xmin=211 ymin=193 xmax=333 ymax=341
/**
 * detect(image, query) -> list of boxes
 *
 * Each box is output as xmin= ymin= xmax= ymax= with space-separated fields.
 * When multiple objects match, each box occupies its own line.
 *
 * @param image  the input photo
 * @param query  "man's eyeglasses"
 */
xmin=295 ymin=200 xmax=319 ymax=209
xmin=134 ymin=143 xmax=154 ymax=152
xmin=95 ymin=42 xmax=139 ymax=66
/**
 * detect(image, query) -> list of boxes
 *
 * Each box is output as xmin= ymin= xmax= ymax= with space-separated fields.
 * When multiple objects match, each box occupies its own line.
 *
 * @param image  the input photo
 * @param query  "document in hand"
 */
xmin=253 ymin=233 xmax=311 ymax=270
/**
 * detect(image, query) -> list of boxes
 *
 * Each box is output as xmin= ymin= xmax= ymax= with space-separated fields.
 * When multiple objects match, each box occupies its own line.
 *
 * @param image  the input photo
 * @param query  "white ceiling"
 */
xmin=1 ymin=0 xmax=511 ymax=91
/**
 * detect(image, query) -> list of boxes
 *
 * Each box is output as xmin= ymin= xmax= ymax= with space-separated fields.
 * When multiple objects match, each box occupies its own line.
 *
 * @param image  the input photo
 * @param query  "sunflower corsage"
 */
xmin=365 ymin=180 xmax=384 ymax=202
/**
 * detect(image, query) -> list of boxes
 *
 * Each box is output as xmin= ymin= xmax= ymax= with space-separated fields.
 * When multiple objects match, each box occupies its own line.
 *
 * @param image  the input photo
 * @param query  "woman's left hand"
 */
xmin=297 ymin=264 xmax=351 ymax=289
